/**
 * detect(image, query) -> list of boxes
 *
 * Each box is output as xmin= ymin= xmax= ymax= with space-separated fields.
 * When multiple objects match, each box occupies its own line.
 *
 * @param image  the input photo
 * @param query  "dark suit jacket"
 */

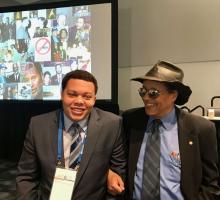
xmin=16 ymin=108 xmax=126 ymax=200
xmin=51 ymin=74 xmax=64 ymax=85
xmin=122 ymin=107 xmax=220 ymax=200
xmin=7 ymin=73 xmax=20 ymax=83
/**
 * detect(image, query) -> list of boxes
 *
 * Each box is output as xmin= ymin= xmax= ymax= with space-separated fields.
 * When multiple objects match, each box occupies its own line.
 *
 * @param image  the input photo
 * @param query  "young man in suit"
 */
xmin=51 ymin=63 xmax=65 ymax=85
xmin=109 ymin=61 xmax=220 ymax=199
xmin=16 ymin=70 xmax=126 ymax=200
xmin=7 ymin=62 xmax=20 ymax=83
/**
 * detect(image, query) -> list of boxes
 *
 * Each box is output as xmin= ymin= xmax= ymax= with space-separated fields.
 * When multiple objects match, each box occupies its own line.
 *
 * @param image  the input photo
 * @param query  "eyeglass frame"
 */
xmin=138 ymin=87 xmax=161 ymax=99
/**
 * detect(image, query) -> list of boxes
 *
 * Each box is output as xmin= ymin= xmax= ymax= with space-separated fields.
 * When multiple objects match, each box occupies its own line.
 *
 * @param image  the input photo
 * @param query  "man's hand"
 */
xmin=107 ymin=169 xmax=125 ymax=196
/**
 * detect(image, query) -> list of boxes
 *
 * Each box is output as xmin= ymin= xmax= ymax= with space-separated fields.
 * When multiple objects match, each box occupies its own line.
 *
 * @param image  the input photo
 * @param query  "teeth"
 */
xmin=72 ymin=108 xmax=84 ymax=113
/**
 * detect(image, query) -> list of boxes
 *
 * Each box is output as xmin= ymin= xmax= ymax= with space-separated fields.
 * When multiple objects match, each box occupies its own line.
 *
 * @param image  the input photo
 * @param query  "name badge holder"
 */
xmin=50 ymin=112 xmax=77 ymax=200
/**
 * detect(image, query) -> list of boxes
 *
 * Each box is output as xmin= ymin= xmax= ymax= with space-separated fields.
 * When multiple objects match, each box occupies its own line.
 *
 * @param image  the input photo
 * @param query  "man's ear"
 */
xmin=171 ymin=90 xmax=178 ymax=103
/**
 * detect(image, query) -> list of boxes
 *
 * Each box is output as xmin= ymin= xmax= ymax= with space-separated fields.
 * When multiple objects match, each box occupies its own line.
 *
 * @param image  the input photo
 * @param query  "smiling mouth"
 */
xmin=71 ymin=107 xmax=85 ymax=114
xmin=146 ymin=103 xmax=155 ymax=107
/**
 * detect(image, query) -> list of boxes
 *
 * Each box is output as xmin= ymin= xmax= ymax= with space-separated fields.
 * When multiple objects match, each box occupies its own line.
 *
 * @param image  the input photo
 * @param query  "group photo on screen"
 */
xmin=0 ymin=5 xmax=91 ymax=100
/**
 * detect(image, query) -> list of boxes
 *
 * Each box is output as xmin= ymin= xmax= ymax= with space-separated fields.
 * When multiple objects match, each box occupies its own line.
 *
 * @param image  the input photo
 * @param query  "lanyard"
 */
xmin=57 ymin=111 xmax=87 ymax=167
xmin=57 ymin=111 xmax=64 ymax=166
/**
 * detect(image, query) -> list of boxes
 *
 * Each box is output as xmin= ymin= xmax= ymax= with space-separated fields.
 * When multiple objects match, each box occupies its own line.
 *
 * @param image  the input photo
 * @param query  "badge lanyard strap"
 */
xmin=57 ymin=111 xmax=87 ymax=167
xmin=57 ymin=111 xmax=64 ymax=166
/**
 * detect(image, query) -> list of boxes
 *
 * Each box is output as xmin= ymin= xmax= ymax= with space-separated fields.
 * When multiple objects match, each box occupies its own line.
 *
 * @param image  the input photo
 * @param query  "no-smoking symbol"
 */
xmin=35 ymin=37 xmax=51 ymax=55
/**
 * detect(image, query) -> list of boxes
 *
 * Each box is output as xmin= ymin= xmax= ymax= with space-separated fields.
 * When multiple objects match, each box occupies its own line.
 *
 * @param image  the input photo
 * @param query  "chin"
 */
xmin=145 ymin=110 xmax=158 ymax=117
xmin=71 ymin=112 xmax=86 ymax=121
xmin=70 ymin=115 xmax=83 ymax=121
xmin=145 ymin=108 xmax=154 ymax=115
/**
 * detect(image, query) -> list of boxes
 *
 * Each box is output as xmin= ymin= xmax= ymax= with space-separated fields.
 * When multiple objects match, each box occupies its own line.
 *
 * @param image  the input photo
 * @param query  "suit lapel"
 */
xmin=129 ymin=125 xmax=146 ymax=191
xmin=74 ymin=108 xmax=101 ymax=188
xmin=128 ymin=108 xmax=149 ymax=191
xmin=176 ymin=108 xmax=199 ymax=198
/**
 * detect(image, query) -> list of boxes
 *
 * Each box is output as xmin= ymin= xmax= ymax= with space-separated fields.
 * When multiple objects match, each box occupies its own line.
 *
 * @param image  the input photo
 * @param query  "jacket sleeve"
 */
xmin=198 ymin=120 xmax=220 ymax=199
xmin=16 ymin=119 xmax=40 ymax=200
xmin=107 ymin=117 xmax=127 ymax=200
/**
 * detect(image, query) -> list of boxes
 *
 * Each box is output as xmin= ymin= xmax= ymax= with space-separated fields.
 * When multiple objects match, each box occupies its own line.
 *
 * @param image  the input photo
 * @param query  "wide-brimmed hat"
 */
xmin=131 ymin=60 xmax=192 ymax=105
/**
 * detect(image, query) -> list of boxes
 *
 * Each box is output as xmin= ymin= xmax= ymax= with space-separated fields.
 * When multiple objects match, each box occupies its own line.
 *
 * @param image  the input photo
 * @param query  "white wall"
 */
xmin=118 ymin=0 xmax=220 ymax=115
xmin=118 ymin=0 xmax=220 ymax=66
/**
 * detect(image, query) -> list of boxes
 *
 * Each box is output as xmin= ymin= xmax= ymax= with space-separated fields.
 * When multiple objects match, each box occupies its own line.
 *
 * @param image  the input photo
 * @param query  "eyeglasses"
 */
xmin=138 ymin=87 xmax=160 ymax=99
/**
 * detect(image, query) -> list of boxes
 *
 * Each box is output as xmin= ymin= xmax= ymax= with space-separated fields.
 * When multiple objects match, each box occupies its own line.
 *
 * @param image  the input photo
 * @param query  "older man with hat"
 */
xmin=108 ymin=60 xmax=220 ymax=199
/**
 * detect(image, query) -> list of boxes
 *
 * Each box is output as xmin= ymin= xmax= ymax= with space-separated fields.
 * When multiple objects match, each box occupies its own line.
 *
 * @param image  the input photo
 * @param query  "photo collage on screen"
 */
xmin=0 ymin=5 xmax=91 ymax=100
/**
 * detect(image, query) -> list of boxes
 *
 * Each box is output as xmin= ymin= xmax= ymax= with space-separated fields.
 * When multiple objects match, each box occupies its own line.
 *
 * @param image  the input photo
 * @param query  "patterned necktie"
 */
xmin=141 ymin=119 xmax=162 ymax=200
xmin=69 ymin=123 xmax=83 ymax=169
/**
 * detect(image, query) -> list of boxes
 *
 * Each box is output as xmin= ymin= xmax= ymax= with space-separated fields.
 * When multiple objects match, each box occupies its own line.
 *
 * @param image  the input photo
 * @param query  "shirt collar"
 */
xmin=63 ymin=113 xmax=88 ymax=132
xmin=148 ymin=107 xmax=177 ymax=130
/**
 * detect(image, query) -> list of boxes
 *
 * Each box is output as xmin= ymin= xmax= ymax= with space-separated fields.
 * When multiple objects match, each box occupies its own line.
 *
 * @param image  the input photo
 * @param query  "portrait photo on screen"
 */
xmin=0 ymin=1 xmax=114 ymax=101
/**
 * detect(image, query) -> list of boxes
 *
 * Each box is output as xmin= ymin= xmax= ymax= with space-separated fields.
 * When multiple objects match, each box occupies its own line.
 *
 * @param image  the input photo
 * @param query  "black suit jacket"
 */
xmin=7 ymin=73 xmax=20 ymax=83
xmin=16 ymin=108 xmax=126 ymax=200
xmin=51 ymin=74 xmax=64 ymax=85
xmin=122 ymin=107 xmax=220 ymax=200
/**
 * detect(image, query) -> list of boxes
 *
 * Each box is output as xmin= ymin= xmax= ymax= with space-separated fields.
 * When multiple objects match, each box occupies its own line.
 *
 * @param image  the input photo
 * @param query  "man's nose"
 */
xmin=142 ymin=94 xmax=151 ymax=100
xmin=75 ymin=95 xmax=84 ymax=103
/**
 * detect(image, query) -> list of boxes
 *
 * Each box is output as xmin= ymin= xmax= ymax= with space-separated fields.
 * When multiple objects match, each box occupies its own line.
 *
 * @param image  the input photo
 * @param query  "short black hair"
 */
xmin=44 ymin=71 xmax=51 ymax=77
xmin=61 ymin=70 xmax=98 ymax=94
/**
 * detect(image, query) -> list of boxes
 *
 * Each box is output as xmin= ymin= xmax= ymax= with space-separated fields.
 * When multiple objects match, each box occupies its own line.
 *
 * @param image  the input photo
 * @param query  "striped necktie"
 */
xmin=141 ymin=119 xmax=162 ymax=200
xmin=69 ymin=123 xmax=83 ymax=169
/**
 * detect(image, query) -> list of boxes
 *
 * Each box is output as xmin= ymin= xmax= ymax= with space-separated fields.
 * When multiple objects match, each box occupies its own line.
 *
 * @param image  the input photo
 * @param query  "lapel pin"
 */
xmin=189 ymin=141 xmax=193 ymax=145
